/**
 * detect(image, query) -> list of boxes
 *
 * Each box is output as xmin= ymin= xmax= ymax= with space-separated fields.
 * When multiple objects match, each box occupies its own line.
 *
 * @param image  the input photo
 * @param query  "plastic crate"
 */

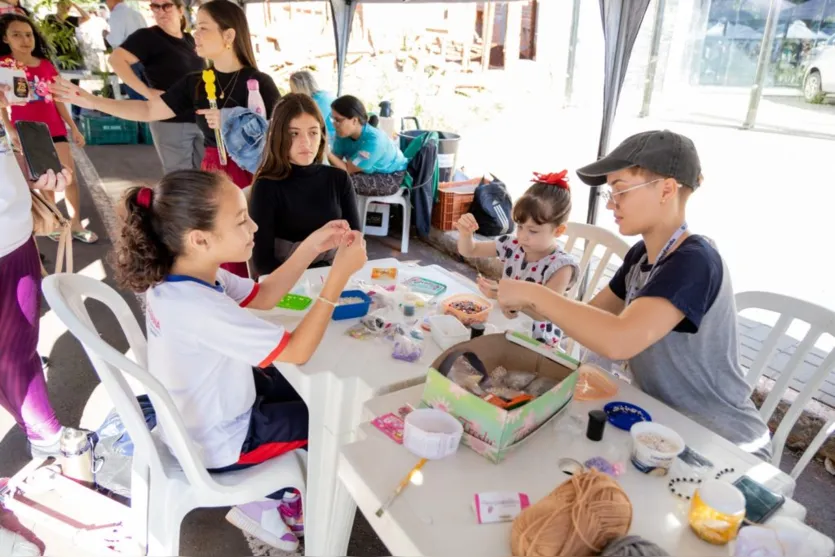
xmin=80 ymin=114 xmax=138 ymax=146
xmin=138 ymin=122 xmax=154 ymax=145
xmin=431 ymin=179 xmax=479 ymax=231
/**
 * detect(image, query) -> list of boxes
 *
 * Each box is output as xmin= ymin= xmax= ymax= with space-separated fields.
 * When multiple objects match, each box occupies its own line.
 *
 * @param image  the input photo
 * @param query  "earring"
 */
xmin=225 ymin=43 xmax=231 ymax=50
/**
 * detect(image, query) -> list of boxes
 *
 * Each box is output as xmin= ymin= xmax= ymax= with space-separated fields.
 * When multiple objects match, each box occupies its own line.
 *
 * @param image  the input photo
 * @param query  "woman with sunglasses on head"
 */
xmin=109 ymin=0 xmax=205 ymax=173
xmin=51 ymin=0 xmax=280 ymax=276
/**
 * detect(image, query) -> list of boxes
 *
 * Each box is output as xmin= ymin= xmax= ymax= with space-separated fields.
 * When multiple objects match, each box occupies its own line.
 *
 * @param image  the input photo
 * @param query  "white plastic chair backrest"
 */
xmin=42 ymin=274 xmax=232 ymax=494
xmin=563 ymin=222 xmax=631 ymax=303
xmin=735 ymin=290 xmax=835 ymax=478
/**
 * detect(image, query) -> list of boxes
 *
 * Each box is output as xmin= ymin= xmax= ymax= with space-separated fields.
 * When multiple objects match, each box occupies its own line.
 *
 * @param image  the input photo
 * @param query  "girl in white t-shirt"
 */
xmin=113 ymin=169 xmax=367 ymax=552
xmin=455 ymin=171 xmax=580 ymax=346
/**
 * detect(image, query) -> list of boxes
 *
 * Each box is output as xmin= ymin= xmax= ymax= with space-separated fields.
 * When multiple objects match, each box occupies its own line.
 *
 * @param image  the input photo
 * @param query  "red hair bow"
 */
xmin=532 ymin=171 xmax=570 ymax=190
xmin=137 ymin=187 xmax=154 ymax=209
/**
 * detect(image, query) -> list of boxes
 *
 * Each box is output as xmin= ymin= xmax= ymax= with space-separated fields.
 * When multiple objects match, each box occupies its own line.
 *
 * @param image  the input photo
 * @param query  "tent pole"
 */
xmin=563 ymin=0 xmax=582 ymax=107
xmin=743 ymin=0 xmax=781 ymax=129
xmin=330 ymin=0 xmax=356 ymax=96
xmin=639 ymin=0 xmax=666 ymax=118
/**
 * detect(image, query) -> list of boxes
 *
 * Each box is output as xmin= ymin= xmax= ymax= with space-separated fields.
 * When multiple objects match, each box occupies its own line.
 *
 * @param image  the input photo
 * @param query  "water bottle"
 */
xmin=377 ymin=100 xmax=397 ymax=139
xmin=247 ymin=79 xmax=266 ymax=117
xmin=58 ymin=427 xmax=102 ymax=486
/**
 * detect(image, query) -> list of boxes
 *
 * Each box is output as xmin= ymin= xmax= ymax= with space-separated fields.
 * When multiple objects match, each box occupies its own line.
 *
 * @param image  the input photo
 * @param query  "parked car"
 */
xmin=803 ymin=35 xmax=835 ymax=102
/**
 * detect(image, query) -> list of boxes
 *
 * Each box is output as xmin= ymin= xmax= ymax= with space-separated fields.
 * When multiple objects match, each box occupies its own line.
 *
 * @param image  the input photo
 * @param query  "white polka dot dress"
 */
xmin=495 ymin=235 xmax=580 ymax=346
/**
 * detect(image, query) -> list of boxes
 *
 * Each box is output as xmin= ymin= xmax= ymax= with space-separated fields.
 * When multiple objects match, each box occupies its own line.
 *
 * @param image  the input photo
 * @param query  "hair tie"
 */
xmin=533 ymin=170 xmax=570 ymax=190
xmin=137 ymin=187 xmax=153 ymax=209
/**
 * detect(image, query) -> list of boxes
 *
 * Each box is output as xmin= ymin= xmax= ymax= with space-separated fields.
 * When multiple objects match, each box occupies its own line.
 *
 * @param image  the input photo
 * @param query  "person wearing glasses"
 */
xmin=327 ymin=94 xmax=407 ymax=197
xmin=496 ymin=130 xmax=772 ymax=461
xmin=110 ymin=0 xmax=205 ymax=172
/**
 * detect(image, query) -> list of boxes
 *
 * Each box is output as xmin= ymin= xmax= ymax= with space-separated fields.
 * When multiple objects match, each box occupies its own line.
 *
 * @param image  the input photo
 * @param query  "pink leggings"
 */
xmin=0 ymin=238 xmax=61 ymax=441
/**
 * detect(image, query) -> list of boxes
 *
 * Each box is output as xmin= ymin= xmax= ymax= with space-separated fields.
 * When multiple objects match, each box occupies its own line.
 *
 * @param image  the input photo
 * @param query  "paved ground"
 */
xmin=0 ymin=142 xmax=832 ymax=555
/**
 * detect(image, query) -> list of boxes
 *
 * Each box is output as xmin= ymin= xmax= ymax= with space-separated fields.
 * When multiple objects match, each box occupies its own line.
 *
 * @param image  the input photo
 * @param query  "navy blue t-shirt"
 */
xmin=608 ymin=235 xmax=723 ymax=334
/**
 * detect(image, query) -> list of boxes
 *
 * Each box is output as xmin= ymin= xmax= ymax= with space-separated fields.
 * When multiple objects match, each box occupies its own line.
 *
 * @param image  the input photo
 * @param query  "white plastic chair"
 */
xmin=735 ymin=291 xmax=835 ymax=480
xmin=357 ymin=188 xmax=411 ymax=253
xmin=42 ymin=274 xmax=307 ymax=556
xmin=560 ymin=222 xmax=631 ymax=357
xmin=563 ymin=222 xmax=631 ymax=302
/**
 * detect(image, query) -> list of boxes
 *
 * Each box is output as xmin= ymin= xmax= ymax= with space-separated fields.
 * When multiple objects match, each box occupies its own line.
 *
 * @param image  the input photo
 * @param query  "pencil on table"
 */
xmin=375 ymin=458 xmax=428 ymax=517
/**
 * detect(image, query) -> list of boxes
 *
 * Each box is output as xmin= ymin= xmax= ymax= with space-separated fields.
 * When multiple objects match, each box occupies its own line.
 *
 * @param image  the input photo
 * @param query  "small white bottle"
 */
xmin=247 ymin=79 xmax=266 ymax=117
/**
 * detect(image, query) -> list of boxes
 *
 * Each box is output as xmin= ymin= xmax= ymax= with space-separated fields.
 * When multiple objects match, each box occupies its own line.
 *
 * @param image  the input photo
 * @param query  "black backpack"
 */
xmin=469 ymin=176 xmax=515 ymax=237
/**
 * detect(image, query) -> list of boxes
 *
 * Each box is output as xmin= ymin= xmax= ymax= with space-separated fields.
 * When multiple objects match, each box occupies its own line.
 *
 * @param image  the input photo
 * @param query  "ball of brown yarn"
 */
xmin=511 ymin=469 xmax=633 ymax=557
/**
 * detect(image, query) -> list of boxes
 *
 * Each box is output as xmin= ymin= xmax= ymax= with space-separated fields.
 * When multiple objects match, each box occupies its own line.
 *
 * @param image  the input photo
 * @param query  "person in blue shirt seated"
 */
xmin=327 ymin=94 xmax=409 ymax=197
xmin=288 ymin=70 xmax=335 ymax=142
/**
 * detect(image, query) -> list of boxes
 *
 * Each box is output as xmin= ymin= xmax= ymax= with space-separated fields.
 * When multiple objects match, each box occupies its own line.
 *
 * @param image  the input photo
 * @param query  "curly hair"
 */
xmin=111 ymin=170 xmax=224 ymax=293
xmin=512 ymin=182 xmax=572 ymax=227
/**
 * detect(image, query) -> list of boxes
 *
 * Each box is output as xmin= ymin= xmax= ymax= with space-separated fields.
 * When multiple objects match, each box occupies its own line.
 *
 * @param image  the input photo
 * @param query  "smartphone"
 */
xmin=15 ymin=121 xmax=62 ymax=180
xmin=733 ymin=475 xmax=786 ymax=524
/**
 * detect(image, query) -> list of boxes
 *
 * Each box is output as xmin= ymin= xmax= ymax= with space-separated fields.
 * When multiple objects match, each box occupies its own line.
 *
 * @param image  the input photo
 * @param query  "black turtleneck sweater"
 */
xmin=249 ymin=164 xmax=361 ymax=275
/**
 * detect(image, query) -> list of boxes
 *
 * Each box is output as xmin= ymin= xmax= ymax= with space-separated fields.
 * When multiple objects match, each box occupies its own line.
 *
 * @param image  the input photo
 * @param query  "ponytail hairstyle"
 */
xmin=512 ymin=171 xmax=572 ymax=227
xmin=112 ymin=170 xmax=225 ymax=293
xmin=330 ymin=94 xmax=368 ymax=126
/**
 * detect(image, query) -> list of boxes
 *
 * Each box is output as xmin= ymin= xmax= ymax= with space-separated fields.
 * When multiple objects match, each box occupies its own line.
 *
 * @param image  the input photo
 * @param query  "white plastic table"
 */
xmin=338 ymin=385 xmax=810 ymax=557
xmin=255 ymin=258 xmax=523 ymax=556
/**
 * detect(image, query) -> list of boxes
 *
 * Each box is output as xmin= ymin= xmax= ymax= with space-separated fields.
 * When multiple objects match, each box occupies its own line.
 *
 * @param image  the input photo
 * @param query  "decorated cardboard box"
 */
xmin=421 ymin=331 xmax=579 ymax=463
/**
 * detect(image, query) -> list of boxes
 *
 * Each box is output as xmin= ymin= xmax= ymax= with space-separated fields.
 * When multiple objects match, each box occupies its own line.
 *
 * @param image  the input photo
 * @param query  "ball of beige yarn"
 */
xmin=511 ymin=469 xmax=633 ymax=557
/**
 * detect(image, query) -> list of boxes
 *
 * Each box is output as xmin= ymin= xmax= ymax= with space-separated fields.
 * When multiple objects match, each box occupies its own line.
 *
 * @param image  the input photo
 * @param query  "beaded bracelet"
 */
xmin=668 ymin=477 xmax=702 ymax=500
xmin=714 ymin=467 xmax=735 ymax=480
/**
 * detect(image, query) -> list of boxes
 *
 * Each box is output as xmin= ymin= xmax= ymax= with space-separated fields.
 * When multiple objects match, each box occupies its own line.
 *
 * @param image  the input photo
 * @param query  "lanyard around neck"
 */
xmin=625 ymin=222 xmax=688 ymax=305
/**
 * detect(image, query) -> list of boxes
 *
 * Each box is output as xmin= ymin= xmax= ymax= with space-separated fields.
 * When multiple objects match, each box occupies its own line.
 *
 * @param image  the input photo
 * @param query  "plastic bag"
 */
xmin=448 ymin=356 xmax=486 ymax=395
xmin=392 ymin=333 xmax=422 ymax=362
xmin=503 ymin=370 xmax=537 ymax=391
xmin=525 ymin=376 xmax=559 ymax=397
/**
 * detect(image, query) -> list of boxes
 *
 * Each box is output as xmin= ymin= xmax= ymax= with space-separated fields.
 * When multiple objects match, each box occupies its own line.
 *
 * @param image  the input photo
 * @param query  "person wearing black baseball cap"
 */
xmin=497 ymin=130 xmax=772 ymax=460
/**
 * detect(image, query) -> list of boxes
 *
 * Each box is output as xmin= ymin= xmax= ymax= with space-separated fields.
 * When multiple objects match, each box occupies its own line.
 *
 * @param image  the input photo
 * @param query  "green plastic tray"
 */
xmin=277 ymin=293 xmax=313 ymax=311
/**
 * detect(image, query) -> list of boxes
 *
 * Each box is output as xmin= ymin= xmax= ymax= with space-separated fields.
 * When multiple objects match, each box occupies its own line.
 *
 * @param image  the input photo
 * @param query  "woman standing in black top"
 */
xmin=50 ymin=0 xmax=279 ymax=187
xmin=250 ymin=93 xmax=360 ymax=276
xmin=109 ymin=0 xmax=204 ymax=173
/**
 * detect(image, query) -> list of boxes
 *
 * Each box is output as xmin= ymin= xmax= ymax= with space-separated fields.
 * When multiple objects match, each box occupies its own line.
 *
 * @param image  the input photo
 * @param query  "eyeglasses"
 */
xmin=330 ymin=115 xmax=346 ymax=125
xmin=150 ymin=2 xmax=175 ymax=12
xmin=600 ymin=178 xmax=664 ymax=204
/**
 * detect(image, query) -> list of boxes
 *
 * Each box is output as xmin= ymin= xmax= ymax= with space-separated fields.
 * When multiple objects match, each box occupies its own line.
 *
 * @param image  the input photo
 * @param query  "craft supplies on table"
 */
xmin=422 ymin=332 xmax=579 ymax=463
xmin=574 ymin=364 xmax=620 ymax=401
xmin=372 ymin=267 xmax=398 ymax=280
xmin=630 ymin=421 xmax=684 ymax=476
xmin=473 ymin=492 xmax=530 ymax=524
xmin=403 ymin=408 xmax=463 ymax=460
xmin=276 ymin=293 xmax=313 ymax=311
xmin=604 ymin=401 xmax=651 ymax=430
xmin=332 ymin=290 xmax=372 ymax=320
xmin=688 ymin=479 xmax=746 ymax=545
xmin=441 ymin=294 xmax=492 ymax=326
xmin=428 ymin=314 xmax=469 ymax=349
xmin=403 ymin=276 xmax=447 ymax=297
xmin=372 ymin=413 xmax=406 ymax=444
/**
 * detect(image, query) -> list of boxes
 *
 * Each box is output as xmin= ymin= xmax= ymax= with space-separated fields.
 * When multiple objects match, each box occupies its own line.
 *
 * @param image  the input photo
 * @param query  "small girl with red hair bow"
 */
xmin=455 ymin=170 xmax=579 ymax=346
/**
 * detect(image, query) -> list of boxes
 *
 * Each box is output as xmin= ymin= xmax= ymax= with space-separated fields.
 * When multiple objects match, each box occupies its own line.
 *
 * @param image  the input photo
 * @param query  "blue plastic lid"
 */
xmin=603 ymin=401 xmax=652 ymax=430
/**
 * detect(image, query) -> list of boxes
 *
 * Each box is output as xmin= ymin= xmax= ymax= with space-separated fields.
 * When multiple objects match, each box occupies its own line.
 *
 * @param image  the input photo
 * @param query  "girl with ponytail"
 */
xmin=113 ymin=169 xmax=367 ymax=551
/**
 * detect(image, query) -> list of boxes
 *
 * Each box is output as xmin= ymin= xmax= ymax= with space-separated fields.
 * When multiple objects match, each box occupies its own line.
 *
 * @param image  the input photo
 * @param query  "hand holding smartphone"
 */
xmin=15 ymin=121 xmax=63 ymax=181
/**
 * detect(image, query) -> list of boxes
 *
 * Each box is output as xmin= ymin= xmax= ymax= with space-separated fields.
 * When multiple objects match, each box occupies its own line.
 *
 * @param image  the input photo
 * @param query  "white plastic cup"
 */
xmin=630 ymin=421 xmax=684 ymax=476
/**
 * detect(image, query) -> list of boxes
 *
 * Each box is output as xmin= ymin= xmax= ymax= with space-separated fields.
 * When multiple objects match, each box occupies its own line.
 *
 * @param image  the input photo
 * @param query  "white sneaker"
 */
xmin=226 ymin=501 xmax=299 ymax=552
xmin=0 ymin=526 xmax=41 ymax=557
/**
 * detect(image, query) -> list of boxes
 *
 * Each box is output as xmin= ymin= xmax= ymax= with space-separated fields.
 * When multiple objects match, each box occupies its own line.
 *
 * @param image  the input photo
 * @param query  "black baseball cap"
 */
xmin=576 ymin=130 xmax=702 ymax=189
